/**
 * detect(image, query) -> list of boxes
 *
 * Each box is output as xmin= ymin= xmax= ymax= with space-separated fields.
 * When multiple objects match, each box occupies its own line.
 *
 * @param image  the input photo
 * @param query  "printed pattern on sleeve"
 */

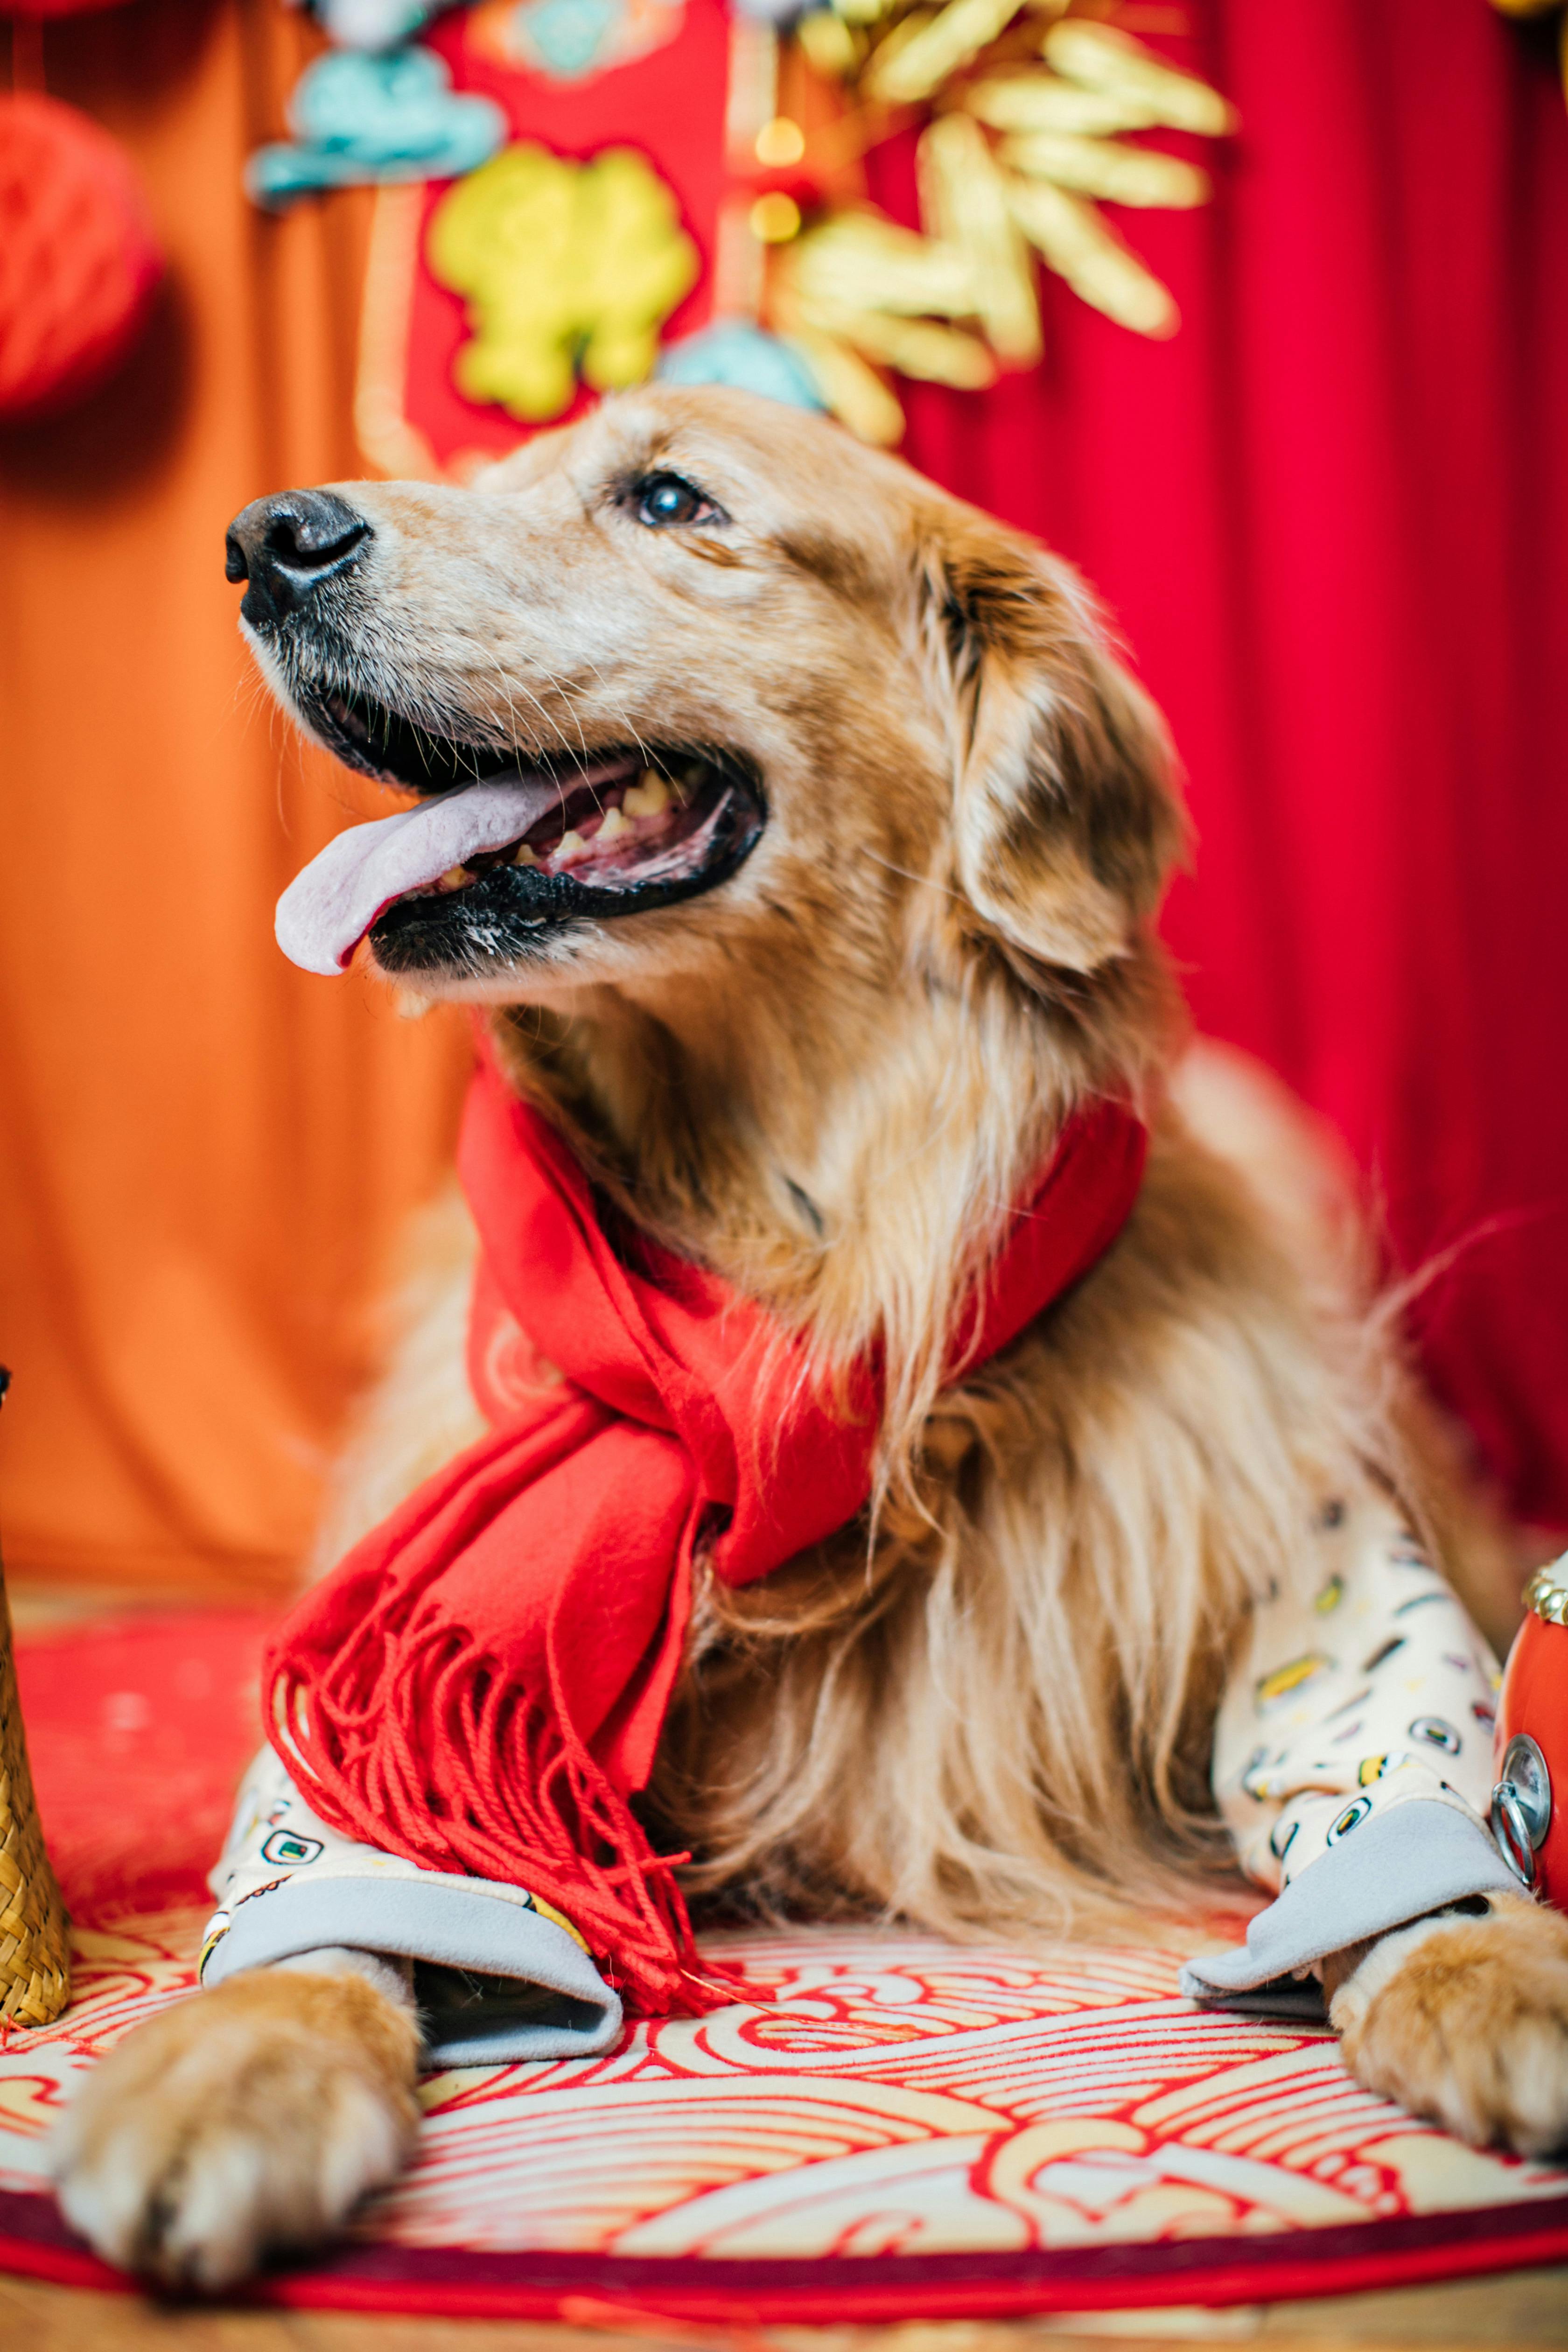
xmin=198 ymin=1747 xmax=625 ymax=2067
xmin=1212 ymin=1491 xmax=1501 ymax=1897
xmin=202 ymin=1745 xmax=589 ymax=1978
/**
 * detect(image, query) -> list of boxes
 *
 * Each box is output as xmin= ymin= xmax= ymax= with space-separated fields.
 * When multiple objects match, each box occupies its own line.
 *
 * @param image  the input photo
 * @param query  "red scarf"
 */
xmin=266 ymin=1054 xmax=1147 ymax=2011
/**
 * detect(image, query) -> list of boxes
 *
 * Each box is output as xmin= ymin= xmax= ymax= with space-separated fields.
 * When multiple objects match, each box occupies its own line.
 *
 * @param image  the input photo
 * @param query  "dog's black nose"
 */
xmin=225 ymin=490 xmax=371 ymax=628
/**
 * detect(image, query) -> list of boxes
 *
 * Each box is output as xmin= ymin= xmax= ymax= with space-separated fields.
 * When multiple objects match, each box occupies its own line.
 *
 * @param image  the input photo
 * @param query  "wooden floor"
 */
xmin=3 ymin=2267 xmax=1567 ymax=2352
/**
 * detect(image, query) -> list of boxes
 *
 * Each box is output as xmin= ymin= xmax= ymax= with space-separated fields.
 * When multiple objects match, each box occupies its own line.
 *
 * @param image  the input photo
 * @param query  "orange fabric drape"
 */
xmin=0 ymin=0 xmax=470 ymax=1596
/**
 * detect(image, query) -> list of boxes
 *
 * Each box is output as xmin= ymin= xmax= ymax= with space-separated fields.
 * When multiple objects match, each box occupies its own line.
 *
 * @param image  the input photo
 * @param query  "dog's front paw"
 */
xmin=51 ymin=1967 xmax=420 ymax=2289
xmin=1330 ymin=1890 xmax=1568 ymax=2157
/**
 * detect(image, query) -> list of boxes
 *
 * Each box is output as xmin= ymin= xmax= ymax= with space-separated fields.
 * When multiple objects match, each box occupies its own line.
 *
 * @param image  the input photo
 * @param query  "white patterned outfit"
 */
xmin=1181 ymin=1488 xmax=1514 ymax=2011
xmin=203 ymin=1489 xmax=1516 ymax=2058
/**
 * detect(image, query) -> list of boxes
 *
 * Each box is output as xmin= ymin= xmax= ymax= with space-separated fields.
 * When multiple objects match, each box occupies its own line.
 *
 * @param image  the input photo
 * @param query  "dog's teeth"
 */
xmin=596 ymin=805 xmax=630 ymax=842
xmin=623 ymin=772 xmax=668 ymax=819
xmin=553 ymin=830 xmax=589 ymax=865
xmin=437 ymin=866 xmax=470 ymax=892
xmin=513 ymin=842 xmax=539 ymax=867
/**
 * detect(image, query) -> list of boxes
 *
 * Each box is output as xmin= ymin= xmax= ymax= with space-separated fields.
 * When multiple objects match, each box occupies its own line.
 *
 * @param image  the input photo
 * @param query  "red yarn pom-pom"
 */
xmin=0 ymin=93 xmax=163 ymax=420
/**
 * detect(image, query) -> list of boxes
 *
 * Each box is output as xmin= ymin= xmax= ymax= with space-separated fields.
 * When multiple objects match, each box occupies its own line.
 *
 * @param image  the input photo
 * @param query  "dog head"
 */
xmin=229 ymin=387 xmax=1183 ymax=1013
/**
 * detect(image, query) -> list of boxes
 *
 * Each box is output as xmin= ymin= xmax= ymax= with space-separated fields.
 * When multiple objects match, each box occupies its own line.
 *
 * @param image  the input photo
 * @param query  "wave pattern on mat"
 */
xmin=5 ymin=1915 xmax=1559 ymax=2260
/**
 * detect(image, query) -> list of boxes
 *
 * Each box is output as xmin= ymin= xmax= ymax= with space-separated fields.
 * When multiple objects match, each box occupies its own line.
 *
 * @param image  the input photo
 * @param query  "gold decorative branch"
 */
xmin=766 ymin=2 xmax=1236 ymax=441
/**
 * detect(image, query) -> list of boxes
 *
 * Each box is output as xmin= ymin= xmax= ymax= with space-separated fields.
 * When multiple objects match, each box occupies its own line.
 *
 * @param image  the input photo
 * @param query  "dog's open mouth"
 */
xmin=274 ymin=715 xmax=766 ymax=977
xmin=309 ymin=686 xmax=507 ymax=794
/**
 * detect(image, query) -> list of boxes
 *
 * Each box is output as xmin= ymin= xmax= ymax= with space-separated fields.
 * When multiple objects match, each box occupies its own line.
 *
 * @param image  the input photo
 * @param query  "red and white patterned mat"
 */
xmin=0 ymin=1610 xmax=1564 ymax=2318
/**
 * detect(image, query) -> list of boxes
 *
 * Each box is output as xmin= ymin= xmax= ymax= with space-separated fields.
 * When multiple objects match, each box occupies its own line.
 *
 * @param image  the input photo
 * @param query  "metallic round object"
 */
xmin=1524 ymin=1560 xmax=1568 ymax=1627
xmin=1495 ymin=1565 xmax=1568 ymax=1911
xmin=1491 ymin=1783 xmax=1537 ymax=1886
xmin=1490 ymin=1735 xmax=1549 ymax=1888
xmin=1498 ymin=1734 xmax=1552 ymax=1845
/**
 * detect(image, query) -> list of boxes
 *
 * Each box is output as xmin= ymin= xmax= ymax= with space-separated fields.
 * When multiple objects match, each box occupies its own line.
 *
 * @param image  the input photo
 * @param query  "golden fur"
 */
xmin=54 ymin=1967 xmax=419 ymax=2287
xmin=53 ymin=387 xmax=1568 ymax=2284
xmin=1326 ymin=1890 xmax=1568 ymax=2158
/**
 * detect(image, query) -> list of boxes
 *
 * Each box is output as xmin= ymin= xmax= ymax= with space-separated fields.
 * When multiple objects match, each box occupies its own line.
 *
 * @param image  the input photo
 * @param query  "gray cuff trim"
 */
xmin=203 ymin=1876 xmax=623 ymax=2065
xmin=1181 ymin=1799 xmax=1515 ymax=2009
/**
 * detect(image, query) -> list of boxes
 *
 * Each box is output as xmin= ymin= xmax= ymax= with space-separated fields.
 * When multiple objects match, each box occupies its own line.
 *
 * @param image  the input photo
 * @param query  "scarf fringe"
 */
xmin=268 ymin=1609 xmax=707 ymax=2016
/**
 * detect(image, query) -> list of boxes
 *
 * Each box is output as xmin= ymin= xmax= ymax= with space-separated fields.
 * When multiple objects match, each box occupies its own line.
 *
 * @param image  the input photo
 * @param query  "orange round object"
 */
xmin=1494 ymin=1562 xmax=1568 ymax=1911
xmin=0 ymin=93 xmax=162 ymax=421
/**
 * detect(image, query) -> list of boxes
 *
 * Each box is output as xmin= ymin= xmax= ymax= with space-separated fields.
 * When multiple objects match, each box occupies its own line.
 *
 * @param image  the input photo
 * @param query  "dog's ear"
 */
xmin=919 ymin=511 xmax=1185 ymax=974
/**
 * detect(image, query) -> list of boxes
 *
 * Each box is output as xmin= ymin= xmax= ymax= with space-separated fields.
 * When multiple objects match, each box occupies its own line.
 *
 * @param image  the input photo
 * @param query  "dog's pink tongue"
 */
xmin=275 ymin=775 xmax=575 ymax=975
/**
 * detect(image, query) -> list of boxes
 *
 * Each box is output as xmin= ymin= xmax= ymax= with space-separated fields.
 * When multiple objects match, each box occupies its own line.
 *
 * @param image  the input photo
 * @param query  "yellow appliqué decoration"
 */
xmin=428 ymin=143 xmax=700 ymax=423
xmin=1314 ymin=1574 xmax=1345 ymax=1615
xmin=526 ymin=1889 xmax=591 ymax=1951
xmin=1254 ymin=1653 xmax=1333 ymax=1714
xmin=197 ymin=1915 xmax=231 ymax=1980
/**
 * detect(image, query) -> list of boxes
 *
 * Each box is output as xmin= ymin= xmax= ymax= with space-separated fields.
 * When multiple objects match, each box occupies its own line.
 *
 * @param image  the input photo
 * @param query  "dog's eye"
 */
xmin=634 ymin=472 xmax=714 ymax=529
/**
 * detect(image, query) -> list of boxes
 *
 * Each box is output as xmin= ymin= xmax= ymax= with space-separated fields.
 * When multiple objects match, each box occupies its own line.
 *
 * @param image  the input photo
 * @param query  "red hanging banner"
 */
xmin=357 ymin=0 xmax=734 ymax=477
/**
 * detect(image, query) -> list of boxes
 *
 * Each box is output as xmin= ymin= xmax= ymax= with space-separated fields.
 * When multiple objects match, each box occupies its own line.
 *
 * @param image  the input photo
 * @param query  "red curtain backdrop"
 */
xmin=3 ymin=0 xmax=1567 ymax=1594
xmin=877 ymin=0 xmax=1568 ymax=1533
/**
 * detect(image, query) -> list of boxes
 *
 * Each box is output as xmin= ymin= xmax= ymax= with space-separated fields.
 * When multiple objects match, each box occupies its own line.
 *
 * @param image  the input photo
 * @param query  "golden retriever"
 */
xmin=52 ymin=386 xmax=1568 ymax=2286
